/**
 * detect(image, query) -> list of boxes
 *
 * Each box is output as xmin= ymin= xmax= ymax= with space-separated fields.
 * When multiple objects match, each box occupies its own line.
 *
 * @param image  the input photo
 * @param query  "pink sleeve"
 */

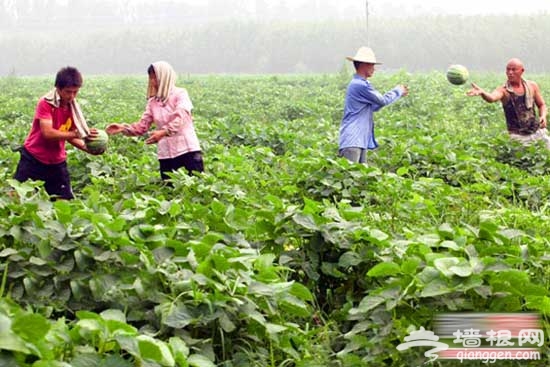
xmin=35 ymin=99 xmax=53 ymax=120
xmin=125 ymin=100 xmax=154 ymax=136
xmin=163 ymin=92 xmax=193 ymax=135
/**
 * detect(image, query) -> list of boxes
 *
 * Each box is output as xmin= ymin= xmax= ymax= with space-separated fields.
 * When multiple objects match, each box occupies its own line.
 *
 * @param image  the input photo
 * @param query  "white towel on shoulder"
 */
xmin=43 ymin=88 xmax=90 ymax=138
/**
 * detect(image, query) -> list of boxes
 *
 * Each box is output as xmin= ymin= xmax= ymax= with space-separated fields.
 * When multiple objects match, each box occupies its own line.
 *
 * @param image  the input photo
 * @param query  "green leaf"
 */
xmin=439 ymin=240 xmax=460 ymax=251
xmin=32 ymin=361 xmax=72 ymax=367
xmin=519 ymin=283 xmax=547 ymax=297
xmin=0 ymin=314 xmax=30 ymax=354
xmin=349 ymin=295 xmax=385 ymax=314
xmin=105 ymin=320 xmax=137 ymax=337
xmin=366 ymin=262 xmax=401 ymax=277
xmin=416 ymin=234 xmax=441 ymax=247
xmin=0 ymin=352 xmax=19 ymax=367
xmin=100 ymin=354 xmax=134 ymax=367
xmin=489 ymin=269 xmax=546 ymax=296
xmin=218 ymin=312 xmax=236 ymax=333
xmin=242 ymin=308 xmax=266 ymax=326
xmin=137 ymin=335 xmax=175 ymax=366
xmin=187 ymin=354 xmax=216 ymax=367
xmin=100 ymin=309 xmax=126 ymax=323
xmin=114 ymin=335 xmax=138 ymax=356
xmin=490 ymin=296 xmax=522 ymax=312
xmin=292 ymin=213 xmax=318 ymax=231
xmin=168 ymin=337 xmax=189 ymax=365
xmin=396 ymin=166 xmax=409 ymax=176
xmin=437 ymin=223 xmax=455 ymax=239
xmin=164 ymin=304 xmax=194 ymax=329
xmin=76 ymin=310 xmax=101 ymax=321
xmin=76 ymin=319 xmax=104 ymax=334
xmin=29 ymin=256 xmax=48 ymax=266
xmin=449 ymin=262 xmax=472 ymax=277
xmin=153 ymin=247 xmax=175 ymax=264
xmin=320 ymin=262 xmax=346 ymax=278
xmin=289 ymin=282 xmax=314 ymax=302
xmin=70 ymin=354 xmax=102 ymax=367
xmin=401 ymin=257 xmax=421 ymax=275
xmin=368 ymin=229 xmax=389 ymax=242
xmin=435 ymin=256 xmax=473 ymax=278
xmin=224 ymin=205 xmax=250 ymax=230
xmin=496 ymin=269 xmax=529 ymax=283
xmin=420 ymin=278 xmax=452 ymax=298
xmin=54 ymin=256 xmax=75 ymax=273
xmin=338 ymin=251 xmax=362 ymax=268
xmin=525 ymin=296 xmax=550 ymax=314
xmin=12 ymin=313 xmax=50 ymax=342
xmin=478 ymin=221 xmax=499 ymax=240
xmin=248 ymin=281 xmax=275 ymax=296
xmin=254 ymin=253 xmax=278 ymax=280
xmin=44 ymin=220 xmax=68 ymax=245
xmin=280 ymin=294 xmax=310 ymax=317
xmin=497 ymin=228 xmax=525 ymax=240
xmin=0 ymin=249 xmax=18 ymax=258
xmin=265 ymin=323 xmax=287 ymax=334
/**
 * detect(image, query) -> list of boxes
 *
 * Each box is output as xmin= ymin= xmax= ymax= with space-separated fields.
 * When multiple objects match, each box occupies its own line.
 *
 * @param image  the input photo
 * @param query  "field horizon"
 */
xmin=1 ymin=72 xmax=549 ymax=366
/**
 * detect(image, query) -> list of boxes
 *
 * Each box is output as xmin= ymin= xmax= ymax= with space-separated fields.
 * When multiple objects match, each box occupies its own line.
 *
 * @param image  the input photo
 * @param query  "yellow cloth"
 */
xmin=43 ymin=89 xmax=90 ymax=138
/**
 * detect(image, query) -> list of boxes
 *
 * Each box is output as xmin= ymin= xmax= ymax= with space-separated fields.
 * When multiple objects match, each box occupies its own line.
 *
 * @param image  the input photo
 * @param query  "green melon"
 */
xmin=86 ymin=129 xmax=108 ymax=154
xmin=446 ymin=64 xmax=469 ymax=85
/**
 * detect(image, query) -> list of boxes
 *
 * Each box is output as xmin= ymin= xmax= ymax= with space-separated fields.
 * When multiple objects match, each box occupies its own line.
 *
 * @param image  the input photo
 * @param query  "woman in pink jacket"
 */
xmin=106 ymin=61 xmax=203 ymax=180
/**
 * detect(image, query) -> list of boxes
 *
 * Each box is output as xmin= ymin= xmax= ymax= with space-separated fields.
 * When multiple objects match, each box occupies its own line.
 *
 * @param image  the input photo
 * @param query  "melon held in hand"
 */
xmin=86 ymin=129 xmax=109 ymax=154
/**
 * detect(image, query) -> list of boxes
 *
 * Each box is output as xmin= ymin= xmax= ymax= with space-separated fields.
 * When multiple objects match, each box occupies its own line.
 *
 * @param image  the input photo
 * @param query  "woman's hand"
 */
xmin=145 ymin=129 xmax=167 ymax=144
xmin=105 ymin=123 xmax=126 ymax=135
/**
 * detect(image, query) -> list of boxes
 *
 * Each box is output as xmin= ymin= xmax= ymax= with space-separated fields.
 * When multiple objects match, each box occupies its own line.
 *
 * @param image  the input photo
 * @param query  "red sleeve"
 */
xmin=35 ymin=99 xmax=54 ymax=120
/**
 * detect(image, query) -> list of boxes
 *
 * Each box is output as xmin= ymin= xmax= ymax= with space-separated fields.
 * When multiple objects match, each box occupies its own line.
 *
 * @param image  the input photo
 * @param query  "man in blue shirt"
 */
xmin=339 ymin=47 xmax=409 ymax=163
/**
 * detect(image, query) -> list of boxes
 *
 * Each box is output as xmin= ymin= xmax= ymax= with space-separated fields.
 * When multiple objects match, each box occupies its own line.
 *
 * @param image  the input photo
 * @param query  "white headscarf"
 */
xmin=147 ymin=61 xmax=177 ymax=103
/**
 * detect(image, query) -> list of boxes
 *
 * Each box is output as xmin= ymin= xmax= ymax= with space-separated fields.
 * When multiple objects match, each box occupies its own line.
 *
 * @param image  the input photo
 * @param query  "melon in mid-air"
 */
xmin=446 ymin=64 xmax=469 ymax=85
xmin=86 ymin=129 xmax=108 ymax=154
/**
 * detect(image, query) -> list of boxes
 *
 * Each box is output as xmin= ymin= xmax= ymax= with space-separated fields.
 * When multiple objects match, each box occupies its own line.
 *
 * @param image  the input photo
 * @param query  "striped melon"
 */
xmin=85 ymin=129 xmax=108 ymax=154
xmin=446 ymin=64 xmax=469 ymax=85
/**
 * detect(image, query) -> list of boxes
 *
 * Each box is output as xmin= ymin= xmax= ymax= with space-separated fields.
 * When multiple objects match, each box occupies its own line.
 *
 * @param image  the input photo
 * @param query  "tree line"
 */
xmin=1 ymin=13 xmax=549 ymax=76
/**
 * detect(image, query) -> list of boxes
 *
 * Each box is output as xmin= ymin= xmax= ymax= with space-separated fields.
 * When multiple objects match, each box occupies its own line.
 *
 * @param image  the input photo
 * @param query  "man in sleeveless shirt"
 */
xmin=467 ymin=58 xmax=550 ymax=149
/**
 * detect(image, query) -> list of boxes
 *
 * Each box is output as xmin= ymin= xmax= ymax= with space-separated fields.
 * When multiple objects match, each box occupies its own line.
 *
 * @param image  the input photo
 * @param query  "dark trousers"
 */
xmin=159 ymin=151 xmax=204 ymax=180
xmin=14 ymin=147 xmax=74 ymax=199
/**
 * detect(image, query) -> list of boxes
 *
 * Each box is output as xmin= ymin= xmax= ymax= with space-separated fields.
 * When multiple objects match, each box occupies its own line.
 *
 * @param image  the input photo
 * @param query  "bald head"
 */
xmin=507 ymin=58 xmax=524 ymax=69
xmin=505 ymin=58 xmax=525 ymax=84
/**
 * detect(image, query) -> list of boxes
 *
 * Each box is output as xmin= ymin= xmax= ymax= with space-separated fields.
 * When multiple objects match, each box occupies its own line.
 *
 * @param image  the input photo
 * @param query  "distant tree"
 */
xmin=114 ymin=0 xmax=139 ymax=24
xmin=254 ymin=0 xmax=268 ymax=21
xmin=272 ymin=1 xmax=289 ymax=21
xmin=207 ymin=0 xmax=226 ymax=20
xmin=1 ymin=0 xmax=18 ymax=26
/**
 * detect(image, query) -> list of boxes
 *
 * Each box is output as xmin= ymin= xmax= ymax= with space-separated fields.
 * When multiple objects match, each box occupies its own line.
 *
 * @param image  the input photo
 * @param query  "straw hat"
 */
xmin=346 ymin=47 xmax=382 ymax=64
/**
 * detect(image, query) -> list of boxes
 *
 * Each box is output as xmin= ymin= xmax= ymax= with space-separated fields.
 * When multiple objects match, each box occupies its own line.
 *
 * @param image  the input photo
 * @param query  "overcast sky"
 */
xmin=2 ymin=0 xmax=549 ymax=74
xmin=174 ymin=0 xmax=549 ymax=17
xmin=313 ymin=0 xmax=549 ymax=17
xmin=3 ymin=0 xmax=549 ymax=23
xmin=379 ymin=0 xmax=550 ymax=16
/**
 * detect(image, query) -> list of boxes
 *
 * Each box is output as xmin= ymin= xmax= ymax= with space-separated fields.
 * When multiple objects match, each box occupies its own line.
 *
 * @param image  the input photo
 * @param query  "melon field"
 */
xmin=0 ymin=71 xmax=549 ymax=366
